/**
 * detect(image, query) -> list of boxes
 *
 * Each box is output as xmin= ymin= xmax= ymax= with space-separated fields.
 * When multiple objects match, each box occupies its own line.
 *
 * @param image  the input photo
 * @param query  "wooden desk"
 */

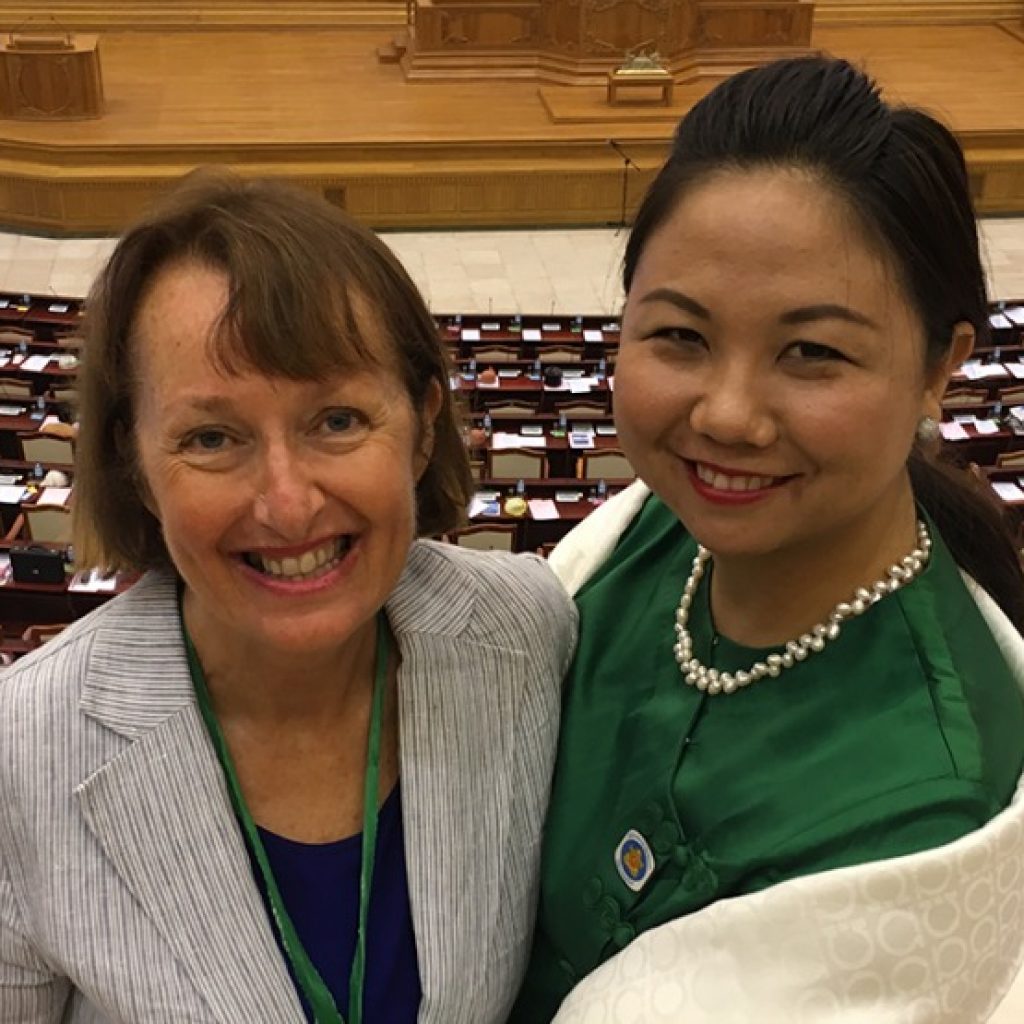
xmin=0 ymin=34 xmax=103 ymax=120
xmin=607 ymin=69 xmax=674 ymax=107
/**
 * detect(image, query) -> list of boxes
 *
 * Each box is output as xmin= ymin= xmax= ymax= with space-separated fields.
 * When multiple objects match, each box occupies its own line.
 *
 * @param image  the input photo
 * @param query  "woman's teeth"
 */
xmin=695 ymin=463 xmax=777 ymax=492
xmin=246 ymin=537 xmax=350 ymax=579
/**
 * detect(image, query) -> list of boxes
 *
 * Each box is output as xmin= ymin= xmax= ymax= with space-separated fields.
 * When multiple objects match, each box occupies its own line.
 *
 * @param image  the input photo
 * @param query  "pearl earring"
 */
xmin=916 ymin=416 xmax=940 ymax=442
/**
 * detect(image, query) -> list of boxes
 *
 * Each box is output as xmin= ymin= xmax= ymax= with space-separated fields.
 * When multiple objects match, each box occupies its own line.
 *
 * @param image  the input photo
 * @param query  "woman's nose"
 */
xmin=688 ymin=365 xmax=777 ymax=450
xmin=252 ymin=446 xmax=326 ymax=540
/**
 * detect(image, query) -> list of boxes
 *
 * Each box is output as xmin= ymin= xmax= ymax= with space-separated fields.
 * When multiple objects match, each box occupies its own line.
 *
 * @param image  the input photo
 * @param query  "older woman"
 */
xmin=513 ymin=58 xmax=1024 ymax=1022
xmin=0 ymin=173 xmax=576 ymax=1024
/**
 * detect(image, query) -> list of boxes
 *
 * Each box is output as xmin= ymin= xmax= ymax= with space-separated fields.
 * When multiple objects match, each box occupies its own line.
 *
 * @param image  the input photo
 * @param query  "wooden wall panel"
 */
xmin=0 ymin=2 xmax=405 ymax=29
xmin=816 ymin=0 xmax=1023 ymax=24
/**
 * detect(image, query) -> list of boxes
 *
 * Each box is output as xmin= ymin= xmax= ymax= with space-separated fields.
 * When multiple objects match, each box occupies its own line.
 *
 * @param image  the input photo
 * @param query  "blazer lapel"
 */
xmin=75 ymin=573 xmax=305 ymax=1024
xmin=396 ymin=632 xmax=523 ymax=1020
xmin=387 ymin=550 xmax=524 ymax=1021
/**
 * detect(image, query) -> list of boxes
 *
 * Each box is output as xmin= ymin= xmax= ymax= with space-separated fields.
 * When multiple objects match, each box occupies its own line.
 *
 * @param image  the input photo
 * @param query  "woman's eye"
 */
xmin=184 ymin=429 xmax=230 ymax=452
xmin=320 ymin=409 xmax=362 ymax=435
xmin=654 ymin=326 xmax=707 ymax=348
xmin=784 ymin=341 xmax=844 ymax=362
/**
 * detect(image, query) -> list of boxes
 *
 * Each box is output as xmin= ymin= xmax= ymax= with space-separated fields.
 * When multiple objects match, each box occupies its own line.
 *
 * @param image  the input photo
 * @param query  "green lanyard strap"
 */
xmin=184 ymin=612 xmax=390 ymax=1024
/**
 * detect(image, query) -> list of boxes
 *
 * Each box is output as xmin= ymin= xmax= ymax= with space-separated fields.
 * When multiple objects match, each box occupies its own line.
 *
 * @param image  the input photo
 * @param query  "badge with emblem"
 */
xmin=614 ymin=828 xmax=654 ymax=892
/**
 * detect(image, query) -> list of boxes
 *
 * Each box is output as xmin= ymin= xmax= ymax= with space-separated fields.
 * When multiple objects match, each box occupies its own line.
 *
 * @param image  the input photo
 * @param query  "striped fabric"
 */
xmin=0 ymin=540 xmax=577 ymax=1024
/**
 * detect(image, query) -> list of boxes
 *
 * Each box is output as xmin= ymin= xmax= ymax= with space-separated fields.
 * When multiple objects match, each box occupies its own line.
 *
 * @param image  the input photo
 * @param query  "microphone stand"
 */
xmin=607 ymin=138 xmax=640 ymax=234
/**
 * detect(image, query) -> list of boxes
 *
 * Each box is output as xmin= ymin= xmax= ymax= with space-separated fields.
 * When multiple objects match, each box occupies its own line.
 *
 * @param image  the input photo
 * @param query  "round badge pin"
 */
xmin=615 ymin=828 xmax=655 ymax=892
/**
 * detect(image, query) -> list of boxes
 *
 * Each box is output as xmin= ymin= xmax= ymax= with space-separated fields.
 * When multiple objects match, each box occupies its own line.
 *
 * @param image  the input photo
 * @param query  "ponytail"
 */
xmin=909 ymin=447 xmax=1024 ymax=632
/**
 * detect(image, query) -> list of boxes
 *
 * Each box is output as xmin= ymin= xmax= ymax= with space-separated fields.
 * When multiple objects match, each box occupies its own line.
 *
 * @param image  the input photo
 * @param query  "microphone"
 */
xmin=606 ymin=138 xmax=637 ymax=169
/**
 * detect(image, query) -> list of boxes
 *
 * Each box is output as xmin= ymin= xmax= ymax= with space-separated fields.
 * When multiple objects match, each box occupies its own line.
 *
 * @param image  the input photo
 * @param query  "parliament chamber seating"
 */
xmin=1 ymin=293 xmax=1024 ymax=660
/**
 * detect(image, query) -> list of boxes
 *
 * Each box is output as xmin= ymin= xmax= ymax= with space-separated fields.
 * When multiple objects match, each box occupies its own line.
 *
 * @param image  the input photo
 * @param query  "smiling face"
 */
xmin=616 ymin=168 xmax=956 ymax=563
xmin=133 ymin=260 xmax=436 ymax=662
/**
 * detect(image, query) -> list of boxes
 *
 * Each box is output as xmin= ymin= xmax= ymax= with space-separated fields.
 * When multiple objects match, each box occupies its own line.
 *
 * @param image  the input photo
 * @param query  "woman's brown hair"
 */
xmin=73 ymin=169 xmax=472 ymax=571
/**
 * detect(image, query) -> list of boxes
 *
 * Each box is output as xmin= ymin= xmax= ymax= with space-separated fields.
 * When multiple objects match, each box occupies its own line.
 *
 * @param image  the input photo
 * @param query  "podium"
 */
xmin=394 ymin=0 xmax=815 ymax=85
xmin=0 ymin=33 xmax=104 ymax=120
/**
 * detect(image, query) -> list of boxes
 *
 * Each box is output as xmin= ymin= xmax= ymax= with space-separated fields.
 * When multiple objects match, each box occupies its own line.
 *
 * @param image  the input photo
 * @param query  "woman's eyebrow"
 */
xmin=637 ymin=287 xmax=711 ymax=320
xmin=779 ymin=304 xmax=878 ymax=329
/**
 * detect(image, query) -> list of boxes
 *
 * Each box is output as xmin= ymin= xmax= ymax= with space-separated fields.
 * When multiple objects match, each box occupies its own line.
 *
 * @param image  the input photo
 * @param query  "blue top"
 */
xmin=254 ymin=784 xmax=421 ymax=1024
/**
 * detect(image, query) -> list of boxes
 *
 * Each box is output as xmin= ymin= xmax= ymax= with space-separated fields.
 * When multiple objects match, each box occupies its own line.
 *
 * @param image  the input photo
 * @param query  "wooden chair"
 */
xmin=50 ymin=384 xmax=80 ymax=412
xmin=449 ymin=524 xmax=518 ymax=552
xmin=0 ymin=327 xmax=33 ymax=345
xmin=995 ymin=450 xmax=1024 ymax=469
xmin=943 ymin=387 xmax=990 ymax=408
xmin=536 ymin=344 xmax=584 ymax=363
xmin=22 ymin=502 xmax=72 ymax=543
xmin=21 ymin=623 xmax=68 ymax=649
xmin=19 ymin=432 xmax=74 ymax=465
xmin=471 ymin=345 xmax=521 ymax=363
xmin=553 ymin=398 xmax=609 ymax=418
xmin=485 ymin=400 xmax=540 ymax=419
xmin=0 ymin=378 xmax=34 ymax=400
xmin=487 ymin=448 xmax=547 ymax=480
xmin=578 ymin=448 xmax=635 ymax=480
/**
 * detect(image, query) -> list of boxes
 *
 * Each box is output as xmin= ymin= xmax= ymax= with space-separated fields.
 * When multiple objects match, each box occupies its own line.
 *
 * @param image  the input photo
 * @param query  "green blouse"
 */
xmin=511 ymin=496 xmax=1024 ymax=1023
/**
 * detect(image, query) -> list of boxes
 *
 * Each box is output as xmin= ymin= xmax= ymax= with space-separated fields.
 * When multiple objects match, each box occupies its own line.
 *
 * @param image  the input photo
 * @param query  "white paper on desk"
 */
xmin=1005 ymin=307 xmax=1024 ymax=326
xmin=476 ymin=378 xmax=501 ymax=389
xmin=960 ymin=361 xmax=985 ymax=379
xmin=468 ymin=494 xmax=500 ymax=518
xmin=528 ymin=498 xmax=559 ymax=521
xmin=583 ymin=329 xmax=603 ymax=342
xmin=0 ymin=484 xmax=27 ymax=503
xmin=989 ymin=313 xmax=1013 ymax=330
xmin=0 ymin=403 xmax=23 ymax=415
xmin=568 ymin=380 xmax=593 ymax=394
xmin=37 ymin=486 xmax=71 ymax=506
xmin=20 ymin=354 xmax=51 ymax=372
xmin=993 ymin=482 xmax=1024 ymax=502
xmin=978 ymin=363 xmax=1009 ymax=379
xmin=68 ymin=569 xmax=118 ymax=593
xmin=940 ymin=421 xmax=970 ymax=441
xmin=1006 ymin=363 xmax=1024 ymax=379
xmin=461 ymin=329 xmax=481 ymax=341
xmin=974 ymin=419 xmax=1000 ymax=435
xmin=41 ymin=414 xmax=60 ymax=428
xmin=0 ymin=357 xmax=9 ymax=369
xmin=522 ymin=329 xmax=542 ymax=342
xmin=493 ymin=432 xmax=547 ymax=450
xmin=0 ymin=474 xmax=21 ymax=485
xmin=569 ymin=432 xmax=596 ymax=449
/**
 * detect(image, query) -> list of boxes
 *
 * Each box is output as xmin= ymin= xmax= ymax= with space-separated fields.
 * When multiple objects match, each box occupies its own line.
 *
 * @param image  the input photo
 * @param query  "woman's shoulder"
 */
xmin=0 ymin=572 xmax=181 ymax=743
xmin=409 ymin=539 xmax=573 ymax=612
xmin=399 ymin=540 xmax=577 ymax=655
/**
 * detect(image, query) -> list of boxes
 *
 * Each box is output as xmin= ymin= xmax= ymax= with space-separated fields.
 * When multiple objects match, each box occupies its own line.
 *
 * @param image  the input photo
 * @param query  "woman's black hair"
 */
xmin=623 ymin=56 xmax=1024 ymax=630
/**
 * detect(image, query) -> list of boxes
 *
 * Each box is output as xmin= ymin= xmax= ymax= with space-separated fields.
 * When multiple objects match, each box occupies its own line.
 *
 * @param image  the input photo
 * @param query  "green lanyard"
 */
xmin=183 ymin=612 xmax=390 ymax=1024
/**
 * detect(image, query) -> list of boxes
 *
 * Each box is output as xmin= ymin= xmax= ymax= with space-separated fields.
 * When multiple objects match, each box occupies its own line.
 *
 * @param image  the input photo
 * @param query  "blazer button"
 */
xmin=611 ymin=922 xmax=636 ymax=949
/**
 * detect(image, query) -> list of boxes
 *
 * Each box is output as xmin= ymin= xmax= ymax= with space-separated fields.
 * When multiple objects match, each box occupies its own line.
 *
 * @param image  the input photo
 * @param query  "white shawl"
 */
xmin=549 ymin=482 xmax=1024 ymax=1023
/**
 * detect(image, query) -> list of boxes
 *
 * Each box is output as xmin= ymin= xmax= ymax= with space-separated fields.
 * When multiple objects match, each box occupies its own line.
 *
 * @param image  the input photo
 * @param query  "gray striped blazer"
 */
xmin=0 ymin=541 xmax=576 ymax=1024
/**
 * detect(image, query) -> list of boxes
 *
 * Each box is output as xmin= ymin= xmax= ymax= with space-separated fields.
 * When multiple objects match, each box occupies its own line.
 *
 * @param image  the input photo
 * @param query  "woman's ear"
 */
xmin=414 ymin=379 xmax=444 ymax=480
xmin=922 ymin=321 xmax=975 ymax=421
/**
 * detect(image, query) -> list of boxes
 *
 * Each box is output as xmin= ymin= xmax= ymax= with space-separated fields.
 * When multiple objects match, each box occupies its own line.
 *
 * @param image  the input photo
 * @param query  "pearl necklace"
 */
xmin=673 ymin=520 xmax=932 ymax=697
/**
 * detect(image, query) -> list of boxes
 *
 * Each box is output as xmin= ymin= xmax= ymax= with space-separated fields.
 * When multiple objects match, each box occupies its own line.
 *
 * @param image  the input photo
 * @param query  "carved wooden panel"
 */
xmin=0 ymin=37 xmax=103 ymax=120
xmin=415 ymin=1 xmax=541 ymax=48
xmin=0 ymin=2 xmax=406 ymax=28
xmin=695 ymin=1 xmax=813 ymax=47
xmin=581 ymin=0 xmax=678 ymax=58
xmin=815 ymin=0 xmax=1021 ymax=23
